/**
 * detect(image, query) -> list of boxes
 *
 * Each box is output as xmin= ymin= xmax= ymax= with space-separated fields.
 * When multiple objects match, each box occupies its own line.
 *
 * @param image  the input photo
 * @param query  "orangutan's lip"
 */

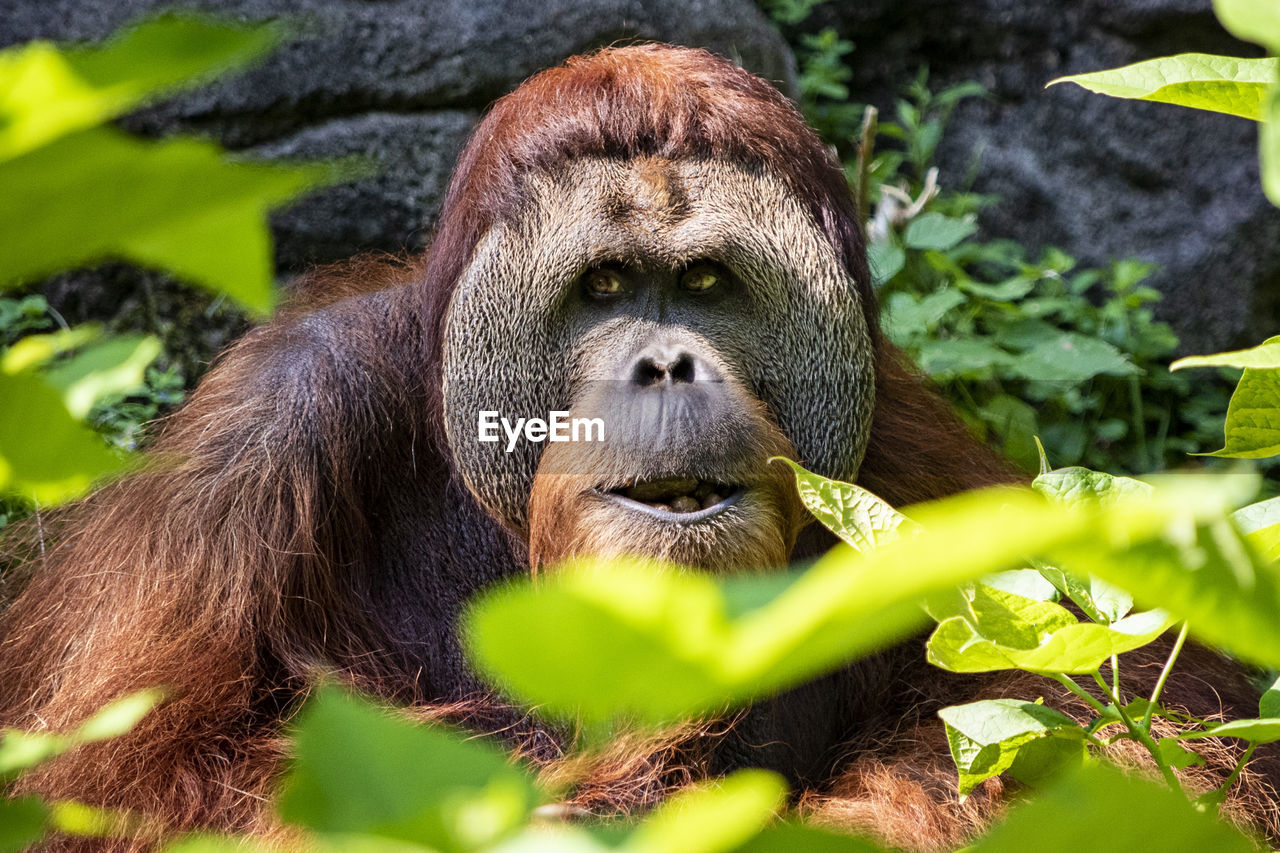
xmin=595 ymin=485 xmax=746 ymax=523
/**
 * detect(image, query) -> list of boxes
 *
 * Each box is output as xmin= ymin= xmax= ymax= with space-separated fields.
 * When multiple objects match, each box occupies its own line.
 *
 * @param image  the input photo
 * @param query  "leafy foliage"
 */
xmin=0 ymin=14 xmax=329 ymax=512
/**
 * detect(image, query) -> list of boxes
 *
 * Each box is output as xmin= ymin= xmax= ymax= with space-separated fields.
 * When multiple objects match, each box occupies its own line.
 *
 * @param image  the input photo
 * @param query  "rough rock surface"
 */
xmin=811 ymin=0 xmax=1279 ymax=354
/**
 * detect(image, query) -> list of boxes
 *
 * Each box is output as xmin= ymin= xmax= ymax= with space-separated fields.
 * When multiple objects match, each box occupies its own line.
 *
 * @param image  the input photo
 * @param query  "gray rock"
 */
xmin=817 ymin=0 xmax=1279 ymax=354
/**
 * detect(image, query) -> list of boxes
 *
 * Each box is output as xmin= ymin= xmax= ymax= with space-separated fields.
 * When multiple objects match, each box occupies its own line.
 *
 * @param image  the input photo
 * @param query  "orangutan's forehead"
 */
xmin=511 ymin=156 xmax=835 ymax=274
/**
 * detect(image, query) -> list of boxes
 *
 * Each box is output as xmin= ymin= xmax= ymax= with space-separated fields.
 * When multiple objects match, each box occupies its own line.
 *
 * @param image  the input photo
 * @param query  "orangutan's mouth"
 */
xmin=599 ymin=476 xmax=746 ymax=522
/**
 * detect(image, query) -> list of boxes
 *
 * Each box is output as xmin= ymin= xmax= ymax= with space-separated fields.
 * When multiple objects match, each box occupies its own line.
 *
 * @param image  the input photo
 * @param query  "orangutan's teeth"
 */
xmin=670 ymin=495 xmax=700 ymax=513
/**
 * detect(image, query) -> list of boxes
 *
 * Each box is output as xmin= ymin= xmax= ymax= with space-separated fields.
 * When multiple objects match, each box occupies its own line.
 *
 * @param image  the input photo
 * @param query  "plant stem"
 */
xmin=855 ymin=105 xmax=879 ymax=225
xmin=1052 ymin=672 xmax=1108 ymax=716
xmin=1090 ymin=671 xmax=1184 ymax=794
xmin=1143 ymin=622 xmax=1190 ymax=729
xmin=1210 ymin=743 xmax=1258 ymax=806
xmin=1110 ymin=654 xmax=1121 ymax=699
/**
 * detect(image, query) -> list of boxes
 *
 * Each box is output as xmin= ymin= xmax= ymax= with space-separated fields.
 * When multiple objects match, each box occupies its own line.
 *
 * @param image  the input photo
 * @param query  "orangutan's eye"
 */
xmin=680 ymin=264 xmax=722 ymax=293
xmin=583 ymin=268 xmax=624 ymax=297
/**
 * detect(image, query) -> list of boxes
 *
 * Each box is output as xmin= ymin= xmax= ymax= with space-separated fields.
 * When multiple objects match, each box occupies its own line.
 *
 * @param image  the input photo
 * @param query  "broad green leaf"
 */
xmin=278 ymin=686 xmax=543 ymax=852
xmin=0 ymin=688 xmax=160 ymax=777
xmin=0 ymin=15 xmax=279 ymax=161
xmin=959 ymin=276 xmax=1035 ymax=302
xmin=0 ymin=731 xmax=64 ymax=777
xmin=1053 ymin=511 xmax=1280 ymax=670
xmin=1182 ymin=718 xmax=1280 ymax=744
xmin=1035 ymin=562 xmax=1133 ymax=624
xmin=1033 ymin=465 xmax=1153 ymax=506
xmin=1033 ymin=468 xmax=1147 ymax=622
xmin=74 ymin=688 xmax=163 ymax=742
xmin=916 ymin=337 xmax=1010 ymax=379
xmin=1205 ymin=368 xmax=1279 ymax=459
xmin=969 ymin=763 xmax=1258 ymax=853
xmin=0 ymin=370 xmax=121 ymax=503
xmin=0 ymin=127 xmax=332 ymax=313
xmin=42 ymin=335 xmax=161 ymax=418
xmin=1214 ymin=0 xmax=1280 ymax=50
xmin=1048 ymin=54 xmax=1278 ymax=120
xmin=471 ymin=479 xmax=1241 ymax=725
xmin=0 ymin=325 xmax=100 ymax=373
xmin=0 ymin=797 xmax=48 ymax=853
xmin=978 ymin=394 xmax=1040 ymax=472
xmin=624 ymin=770 xmax=785 ymax=853
xmin=1173 ymin=337 xmax=1280 ymax=458
xmin=982 ymin=569 xmax=1059 ymax=602
xmin=1234 ymin=496 xmax=1280 ymax=563
xmin=1171 ymin=336 xmax=1280 ymax=371
xmin=928 ymin=596 xmax=1172 ymax=674
xmin=939 ymin=699 xmax=1082 ymax=796
xmin=774 ymin=459 xmax=910 ymax=551
xmin=468 ymin=485 xmax=1096 ymax=724
xmin=880 ymin=288 xmax=964 ymax=344
xmin=903 ymin=212 xmax=977 ymax=250
xmin=867 ymin=242 xmax=905 ymax=282
xmin=1009 ymin=333 xmax=1139 ymax=383
xmin=1261 ymin=674 xmax=1280 ymax=718
xmin=1156 ymin=737 xmax=1206 ymax=770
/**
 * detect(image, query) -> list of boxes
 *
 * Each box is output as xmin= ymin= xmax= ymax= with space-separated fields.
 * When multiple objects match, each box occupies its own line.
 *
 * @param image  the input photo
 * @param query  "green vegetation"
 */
xmin=3 ymin=4 xmax=1280 ymax=852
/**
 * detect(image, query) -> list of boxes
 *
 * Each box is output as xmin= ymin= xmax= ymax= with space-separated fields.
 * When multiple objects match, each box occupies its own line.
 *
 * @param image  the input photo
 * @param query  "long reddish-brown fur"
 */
xmin=0 ymin=44 xmax=1272 ymax=851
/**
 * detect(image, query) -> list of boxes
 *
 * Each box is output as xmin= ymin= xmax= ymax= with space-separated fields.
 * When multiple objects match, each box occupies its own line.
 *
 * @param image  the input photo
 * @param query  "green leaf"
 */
xmin=880 ymin=289 xmax=965 ymax=344
xmin=278 ymin=686 xmax=543 ymax=852
xmin=0 ymin=797 xmax=48 ymax=853
xmin=74 ymin=688 xmax=163 ymax=742
xmin=0 ymin=127 xmax=332 ymax=313
xmin=1051 ymin=505 xmax=1280 ymax=670
xmin=969 ymin=764 xmax=1259 ymax=853
xmin=0 ymin=688 xmax=160 ymax=778
xmin=1009 ymin=333 xmax=1140 ymax=383
xmin=939 ymin=699 xmax=1082 ymax=796
xmin=1214 ymin=0 xmax=1280 ymax=50
xmin=1261 ymin=674 xmax=1280 ymax=718
xmin=774 ymin=459 xmax=910 ymax=552
xmin=1034 ymin=466 xmax=1154 ymax=506
xmin=916 ymin=338 xmax=1011 ymax=379
xmin=1033 ymin=468 xmax=1147 ymax=622
xmin=42 ymin=335 xmax=161 ymax=418
xmin=1035 ymin=562 xmax=1133 ymax=624
xmin=0 ymin=14 xmax=279 ymax=160
xmin=903 ymin=212 xmax=977 ymax=250
xmin=927 ymin=588 xmax=1172 ymax=675
xmin=1048 ymin=54 xmax=1278 ymax=121
xmin=624 ymin=770 xmax=785 ymax=853
xmin=982 ymin=569 xmax=1059 ymax=602
xmin=959 ymin=276 xmax=1035 ymax=302
xmin=1156 ymin=737 xmax=1206 ymax=770
xmin=1171 ymin=336 xmax=1280 ymax=370
xmin=1234 ymin=496 xmax=1280 ymax=564
xmin=1183 ymin=718 xmax=1280 ymax=744
xmin=468 ymin=485 xmax=1098 ymax=725
xmin=1173 ymin=337 xmax=1280 ymax=459
xmin=867 ymin=243 xmax=905 ymax=282
xmin=0 ymin=325 xmax=101 ymax=373
xmin=0 ymin=370 xmax=122 ymax=503
xmin=1205 ymin=366 xmax=1280 ymax=459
